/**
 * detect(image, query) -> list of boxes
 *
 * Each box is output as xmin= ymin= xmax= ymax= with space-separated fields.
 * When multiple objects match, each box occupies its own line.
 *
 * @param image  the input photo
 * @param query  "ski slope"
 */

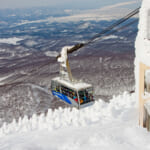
xmin=0 ymin=92 xmax=150 ymax=150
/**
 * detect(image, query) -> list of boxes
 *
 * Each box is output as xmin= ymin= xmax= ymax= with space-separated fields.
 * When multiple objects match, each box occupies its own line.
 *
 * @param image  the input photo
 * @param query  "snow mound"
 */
xmin=1 ymin=92 xmax=150 ymax=150
xmin=0 ymin=92 xmax=137 ymax=137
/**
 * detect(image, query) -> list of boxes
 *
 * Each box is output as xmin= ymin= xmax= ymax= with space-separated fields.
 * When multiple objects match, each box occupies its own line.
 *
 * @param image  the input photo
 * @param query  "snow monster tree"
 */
xmin=135 ymin=0 xmax=150 ymax=130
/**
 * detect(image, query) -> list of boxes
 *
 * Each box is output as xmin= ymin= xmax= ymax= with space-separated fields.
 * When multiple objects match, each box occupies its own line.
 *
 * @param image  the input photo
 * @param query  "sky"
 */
xmin=0 ymin=0 xmax=141 ymax=9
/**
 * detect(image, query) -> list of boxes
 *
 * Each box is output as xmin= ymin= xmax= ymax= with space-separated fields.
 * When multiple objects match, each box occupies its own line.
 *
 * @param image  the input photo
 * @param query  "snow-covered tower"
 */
xmin=135 ymin=0 xmax=150 ymax=129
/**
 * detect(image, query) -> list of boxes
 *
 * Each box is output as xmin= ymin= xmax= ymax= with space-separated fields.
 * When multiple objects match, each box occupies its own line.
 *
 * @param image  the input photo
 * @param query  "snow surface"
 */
xmin=24 ymin=40 xmax=37 ymax=47
xmin=52 ymin=77 xmax=92 ymax=90
xmin=135 ymin=0 xmax=150 ymax=103
xmin=0 ymin=92 xmax=150 ymax=150
xmin=0 ymin=74 xmax=14 ymax=85
xmin=0 ymin=37 xmax=23 ymax=45
xmin=0 ymin=1 xmax=149 ymax=149
xmin=145 ymin=96 xmax=150 ymax=115
xmin=44 ymin=51 xmax=59 ymax=57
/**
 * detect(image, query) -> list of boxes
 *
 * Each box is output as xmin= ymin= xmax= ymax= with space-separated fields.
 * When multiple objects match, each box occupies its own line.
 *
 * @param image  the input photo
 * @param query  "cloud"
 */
xmin=0 ymin=0 xmax=141 ymax=9
xmin=7 ymin=0 xmax=139 ymax=28
xmin=100 ymin=1 xmax=137 ymax=11
xmin=13 ymin=1 xmax=139 ymax=27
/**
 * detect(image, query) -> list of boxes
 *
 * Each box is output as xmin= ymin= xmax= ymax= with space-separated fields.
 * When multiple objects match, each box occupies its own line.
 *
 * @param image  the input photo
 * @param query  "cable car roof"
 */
xmin=52 ymin=77 xmax=92 ymax=91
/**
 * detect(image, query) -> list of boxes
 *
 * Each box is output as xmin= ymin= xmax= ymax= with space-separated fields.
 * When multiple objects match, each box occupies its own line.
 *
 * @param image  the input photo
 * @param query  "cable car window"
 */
xmin=79 ymin=88 xmax=94 ymax=105
xmin=61 ymin=85 xmax=78 ymax=103
xmin=78 ymin=90 xmax=86 ymax=104
xmin=51 ymin=81 xmax=55 ymax=91
xmin=73 ymin=92 xmax=78 ymax=103
xmin=51 ymin=81 xmax=60 ymax=93
xmin=86 ymin=87 xmax=94 ymax=101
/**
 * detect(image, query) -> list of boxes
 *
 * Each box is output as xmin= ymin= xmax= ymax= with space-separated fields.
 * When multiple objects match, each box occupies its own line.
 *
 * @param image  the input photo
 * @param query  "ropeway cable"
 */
xmin=60 ymin=7 xmax=140 ymax=56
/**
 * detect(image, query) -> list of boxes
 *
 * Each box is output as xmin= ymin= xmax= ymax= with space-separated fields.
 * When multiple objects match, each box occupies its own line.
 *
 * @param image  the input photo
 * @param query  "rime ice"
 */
xmin=58 ymin=46 xmax=73 ymax=68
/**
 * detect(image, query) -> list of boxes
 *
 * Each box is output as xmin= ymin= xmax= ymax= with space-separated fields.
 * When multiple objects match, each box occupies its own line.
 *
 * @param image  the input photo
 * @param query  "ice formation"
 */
xmin=58 ymin=46 xmax=73 ymax=68
xmin=0 ymin=92 xmax=137 ymax=137
xmin=2 ymin=1 xmax=150 ymax=149
xmin=1 ymin=92 xmax=150 ymax=150
xmin=135 ymin=0 xmax=150 ymax=98
xmin=135 ymin=0 xmax=150 ymax=65
xmin=52 ymin=77 xmax=91 ymax=90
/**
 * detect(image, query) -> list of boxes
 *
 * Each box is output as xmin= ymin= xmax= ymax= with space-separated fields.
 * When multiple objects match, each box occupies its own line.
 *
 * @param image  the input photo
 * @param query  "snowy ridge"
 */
xmin=0 ymin=92 xmax=137 ymax=137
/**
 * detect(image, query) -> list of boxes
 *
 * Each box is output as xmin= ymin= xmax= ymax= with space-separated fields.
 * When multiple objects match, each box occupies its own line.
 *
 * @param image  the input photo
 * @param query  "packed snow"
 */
xmin=0 ymin=37 xmax=23 ymax=45
xmin=0 ymin=1 xmax=149 ymax=149
xmin=0 ymin=92 xmax=150 ymax=150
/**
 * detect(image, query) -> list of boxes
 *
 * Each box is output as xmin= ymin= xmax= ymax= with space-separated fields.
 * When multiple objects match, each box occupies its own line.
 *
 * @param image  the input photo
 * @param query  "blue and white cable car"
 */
xmin=51 ymin=46 xmax=94 ymax=109
xmin=51 ymin=77 xmax=94 ymax=109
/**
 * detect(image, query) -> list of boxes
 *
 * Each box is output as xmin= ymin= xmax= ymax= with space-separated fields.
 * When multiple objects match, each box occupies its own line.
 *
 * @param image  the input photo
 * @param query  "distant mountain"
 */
xmin=0 ymin=7 xmax=137 ymax=126
xmin=0 ymin=7 xmax=138 ymax=52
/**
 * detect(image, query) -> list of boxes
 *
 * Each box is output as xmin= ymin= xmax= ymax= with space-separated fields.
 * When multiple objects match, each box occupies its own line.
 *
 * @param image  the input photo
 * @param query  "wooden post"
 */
xmin=139 ymin=62 xmax=150 ymax=127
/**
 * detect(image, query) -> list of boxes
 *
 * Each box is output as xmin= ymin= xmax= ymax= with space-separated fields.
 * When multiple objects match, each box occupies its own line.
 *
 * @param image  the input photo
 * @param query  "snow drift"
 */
xmin=1 ymin=92 xmax=150 ymax=150
xmin=0 ymin=92 xmax=136 ymax=137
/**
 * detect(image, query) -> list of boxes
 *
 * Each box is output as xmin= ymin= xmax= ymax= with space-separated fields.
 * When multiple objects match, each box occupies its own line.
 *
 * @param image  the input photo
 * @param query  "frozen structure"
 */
xmin=57 ymin=46 xmax=74 ymax=81
xmin=135 ymin=0 xmax=150 ymax=130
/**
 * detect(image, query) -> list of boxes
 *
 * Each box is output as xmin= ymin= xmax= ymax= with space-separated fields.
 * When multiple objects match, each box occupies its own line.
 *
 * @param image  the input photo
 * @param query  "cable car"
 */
xmin=51 ymin=46 xmax=94 ymax=109
xmin=51 ymin=77 xmax=94 ymax=109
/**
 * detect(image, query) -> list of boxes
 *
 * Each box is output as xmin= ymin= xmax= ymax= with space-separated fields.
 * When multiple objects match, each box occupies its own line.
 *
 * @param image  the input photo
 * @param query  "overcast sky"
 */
xmin=0 ymin=0 xmax=141 ymax=9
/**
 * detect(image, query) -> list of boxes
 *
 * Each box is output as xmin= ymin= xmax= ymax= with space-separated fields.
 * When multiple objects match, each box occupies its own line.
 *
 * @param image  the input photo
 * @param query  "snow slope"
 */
xmin=135 ymin=0 xmax=150 ymax=66
xmin=0 ymin=92 xmax=150 ymax=150
xmin=0 ymin=37 xmax=23 ymax=45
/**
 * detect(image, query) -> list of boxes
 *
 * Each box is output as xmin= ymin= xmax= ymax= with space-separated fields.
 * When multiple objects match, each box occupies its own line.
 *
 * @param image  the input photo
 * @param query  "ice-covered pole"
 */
xmin=56 ymin=43 xmax=84 ymax=59
xmin=57 ymin=46 xmax=74 ymax=82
